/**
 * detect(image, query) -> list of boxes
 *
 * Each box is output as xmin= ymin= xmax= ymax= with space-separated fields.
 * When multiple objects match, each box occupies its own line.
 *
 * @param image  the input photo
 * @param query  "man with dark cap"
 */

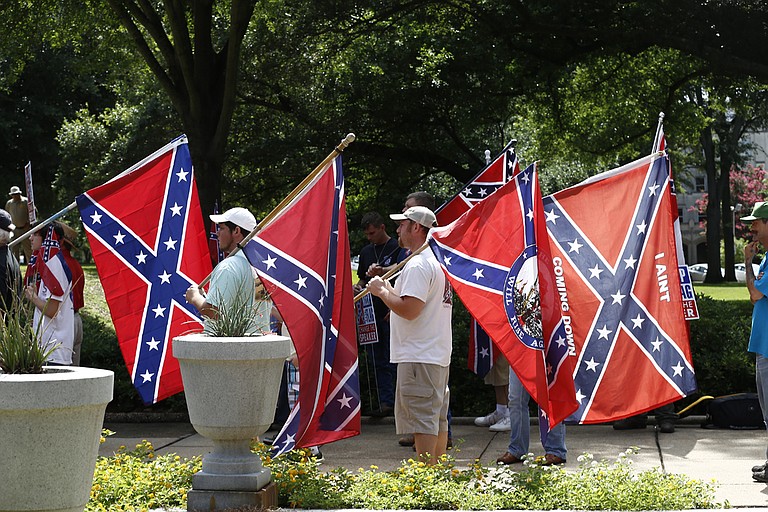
xmin=0 ymin=209 xmax=21 ymax=313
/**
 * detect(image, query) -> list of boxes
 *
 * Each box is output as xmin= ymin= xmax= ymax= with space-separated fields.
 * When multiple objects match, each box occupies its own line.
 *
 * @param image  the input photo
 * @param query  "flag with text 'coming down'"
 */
xmin=429 ymin=163 xmax=578 ymax=428
xmin=243 ymin=155 xmax=360 ymax=455
xmin=76 ymin=137 xmax=212 ymax=405
xmin=542 ymin=153 xmax=697 ymax=423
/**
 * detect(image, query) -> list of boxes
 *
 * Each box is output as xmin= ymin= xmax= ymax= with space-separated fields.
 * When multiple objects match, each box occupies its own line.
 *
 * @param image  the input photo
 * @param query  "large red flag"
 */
xmin=242 ymin=155 xmax=360 ymax=455
xmin=76 ymin=136 xmax=212 ymax=404
xmin=542 ymin=153 xmax=697 ymax=423
xmin=429 ymin=163 xmax=578 ymax=428
xmin=436 ymin=141 xmax=520 ymax=377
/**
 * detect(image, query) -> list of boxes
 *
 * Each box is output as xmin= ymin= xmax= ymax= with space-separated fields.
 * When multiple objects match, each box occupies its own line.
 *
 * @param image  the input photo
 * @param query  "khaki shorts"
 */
xmin=483 ymin=353 xmax=510 ymax=386
xmin=395 ymin=362 xmax=450 ymax=435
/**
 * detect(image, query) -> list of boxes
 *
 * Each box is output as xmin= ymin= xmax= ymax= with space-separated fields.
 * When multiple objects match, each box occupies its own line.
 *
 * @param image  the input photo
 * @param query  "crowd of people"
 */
xmin=7 ymin=180 xmax=768 ymax=478
xmin=0 ymin=186 xmax=84 ymax=367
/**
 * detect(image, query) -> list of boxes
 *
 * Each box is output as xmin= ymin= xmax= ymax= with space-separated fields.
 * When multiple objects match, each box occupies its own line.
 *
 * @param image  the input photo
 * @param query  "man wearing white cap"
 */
xmin=5 ymin=186 xmax=32 ymax=264
xmin=185 ymin=207 xmax=264 ymax=332
xmin=367 ymin=206 xmax=452 ymax=464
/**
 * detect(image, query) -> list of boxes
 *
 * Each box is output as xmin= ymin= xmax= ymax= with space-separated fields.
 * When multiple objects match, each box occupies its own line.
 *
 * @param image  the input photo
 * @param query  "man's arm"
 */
xmin=367 ymin=276 xmax=425 ymax=320
xmin=185 ymin=285 xmax=218 ymax=319
xmin=745 ymin=241 xmax=764 ymax=304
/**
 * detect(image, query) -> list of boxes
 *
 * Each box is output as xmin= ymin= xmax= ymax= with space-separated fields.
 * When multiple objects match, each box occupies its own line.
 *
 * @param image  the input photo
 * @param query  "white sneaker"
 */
xmin=489 ymin=414 xmax=511 ymax=432
xmin=474 ymin=410 xmax=500 ymax=427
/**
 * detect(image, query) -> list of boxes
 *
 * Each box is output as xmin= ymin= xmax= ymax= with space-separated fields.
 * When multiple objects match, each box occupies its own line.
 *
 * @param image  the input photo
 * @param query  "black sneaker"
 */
xmin=753 ymin=462 xmax=767 ymax=473
xmin=753 ymin=470 xmax=768 ymax=483
xmin=658 ymin=419 xmax=676 ymax=434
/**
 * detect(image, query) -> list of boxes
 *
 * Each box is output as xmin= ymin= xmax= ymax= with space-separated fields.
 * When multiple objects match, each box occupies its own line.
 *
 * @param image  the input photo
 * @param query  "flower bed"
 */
xmin=86 ymin=434 xmax=720 ymax=511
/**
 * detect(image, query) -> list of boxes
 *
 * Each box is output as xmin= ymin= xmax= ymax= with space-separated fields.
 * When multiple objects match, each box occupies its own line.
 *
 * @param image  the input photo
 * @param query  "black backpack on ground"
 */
xmin=701 ymin=393 xmax=765 ymax=430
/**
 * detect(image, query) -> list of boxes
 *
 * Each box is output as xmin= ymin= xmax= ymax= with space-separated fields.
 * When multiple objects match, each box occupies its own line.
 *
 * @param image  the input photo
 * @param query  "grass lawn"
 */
xmin=692 ymin=281 xmax=751 ymax=302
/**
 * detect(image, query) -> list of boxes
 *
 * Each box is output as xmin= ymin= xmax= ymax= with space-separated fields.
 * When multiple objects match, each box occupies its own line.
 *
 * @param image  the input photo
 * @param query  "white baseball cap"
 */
xmin=389 ymin=206 xmax=437 ymax=228
xmin=210 ymin=207 xmax=257 ymax=232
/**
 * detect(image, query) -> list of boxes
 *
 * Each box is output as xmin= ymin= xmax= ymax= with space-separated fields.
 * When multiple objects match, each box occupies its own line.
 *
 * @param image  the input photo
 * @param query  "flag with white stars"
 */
xmin=429 ymin=162 xmax=578 ymax=428
xmin=76 ymin=136 xmax=212 ymax=405
xmin=435 ymin=140 xmax=521 ymax=377
xmin=542 ymin=153 xmax=697 ymax=424
xmin=242 ymin=155 xmax=360 ymax=455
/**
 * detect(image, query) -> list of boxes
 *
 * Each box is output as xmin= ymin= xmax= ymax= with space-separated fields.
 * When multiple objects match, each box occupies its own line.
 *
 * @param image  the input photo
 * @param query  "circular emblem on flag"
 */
xmin=503 ymin=245 xmax=544 ymax=350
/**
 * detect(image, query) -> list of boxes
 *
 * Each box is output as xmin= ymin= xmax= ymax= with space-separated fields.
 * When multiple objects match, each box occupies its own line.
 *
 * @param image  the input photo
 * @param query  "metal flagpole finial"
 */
xmin=484 ymin=150 xmax=491 ymax=165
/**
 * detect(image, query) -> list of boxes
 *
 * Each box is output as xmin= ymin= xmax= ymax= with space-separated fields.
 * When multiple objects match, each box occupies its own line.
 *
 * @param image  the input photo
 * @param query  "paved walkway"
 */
xmin=101 ymin=416 xmax=768 ymax=508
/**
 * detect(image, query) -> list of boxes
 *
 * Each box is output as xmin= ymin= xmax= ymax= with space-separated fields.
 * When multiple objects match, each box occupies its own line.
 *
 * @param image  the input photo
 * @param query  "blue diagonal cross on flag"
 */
xmin=77 ymin=138 xmax=211 ymax=404
xmin=543 ymin=154 xmax=697 ymax=423
xmin=429 ymin=163 xmax=578 ymax=428
xmin=243 ymin=155 xmax=360 ymax=455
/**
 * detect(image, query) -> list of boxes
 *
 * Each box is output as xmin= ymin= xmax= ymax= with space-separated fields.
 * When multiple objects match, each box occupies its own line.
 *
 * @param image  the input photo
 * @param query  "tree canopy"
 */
xmin=3 ymin=0 xmax=768 ymax=257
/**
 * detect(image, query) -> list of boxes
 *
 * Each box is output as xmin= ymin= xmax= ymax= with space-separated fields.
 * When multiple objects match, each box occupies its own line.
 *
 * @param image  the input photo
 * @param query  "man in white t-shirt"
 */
xmin=368 ymin=206 xmax=452 ymax=464
xmin=24 ymin=223 xmax=74 ymax=365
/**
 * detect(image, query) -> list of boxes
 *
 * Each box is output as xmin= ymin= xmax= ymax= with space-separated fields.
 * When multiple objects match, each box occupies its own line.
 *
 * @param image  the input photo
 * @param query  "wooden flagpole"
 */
xmin=197 ymin=133 xmax=356 ymax=288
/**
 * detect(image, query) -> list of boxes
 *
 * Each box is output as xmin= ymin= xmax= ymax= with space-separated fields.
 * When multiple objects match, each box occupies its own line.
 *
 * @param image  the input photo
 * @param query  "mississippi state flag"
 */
xmin=243 ymin=155 xmax=360 ymax=455
xmin=76 ymin=136 xmax=212 ymax=404
xmin=436 ymin=140 xmax=520 ymax=377
xmin=542 ymin=153 xmax=697 ymax=423
xmin=25 ymin=224 xmax=69 ymax=296
xmin=430 ymin=163 xmax=578 ymax=428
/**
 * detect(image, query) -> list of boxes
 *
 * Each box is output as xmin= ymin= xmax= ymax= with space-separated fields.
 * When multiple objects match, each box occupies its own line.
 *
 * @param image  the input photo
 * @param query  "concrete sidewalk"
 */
xmin=101 ymin=416 xmax=768 ymax=508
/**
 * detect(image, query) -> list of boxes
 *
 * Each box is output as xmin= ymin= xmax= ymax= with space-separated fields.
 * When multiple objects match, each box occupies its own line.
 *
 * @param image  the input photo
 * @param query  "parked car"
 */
xmin=688 ymin=263 xmax=724 ymax=283
xmin=734 ymin=262 xmax=760 ymax=283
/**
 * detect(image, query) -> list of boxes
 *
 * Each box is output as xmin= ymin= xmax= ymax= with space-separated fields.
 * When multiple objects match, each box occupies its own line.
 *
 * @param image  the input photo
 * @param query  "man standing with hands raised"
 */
xmin=367 ymin=206 xmax=452 ymax=464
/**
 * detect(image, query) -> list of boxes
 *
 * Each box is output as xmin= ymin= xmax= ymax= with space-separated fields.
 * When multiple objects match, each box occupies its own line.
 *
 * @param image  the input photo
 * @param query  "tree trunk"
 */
xmin=700 ymin=124 xmax=723 ymax=283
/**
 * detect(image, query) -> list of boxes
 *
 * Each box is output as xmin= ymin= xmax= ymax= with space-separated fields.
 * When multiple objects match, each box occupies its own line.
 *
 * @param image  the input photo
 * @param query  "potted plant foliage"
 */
xmin=173 ymin=284 xmax=292 ymax=510
xmin=0 ymin=294 xmax=113 ymax=512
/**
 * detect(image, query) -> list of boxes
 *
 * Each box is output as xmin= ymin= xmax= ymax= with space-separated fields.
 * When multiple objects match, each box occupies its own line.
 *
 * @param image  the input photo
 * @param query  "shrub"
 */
xmin=257 ymin=444 xmax=720 ymax=510
xmin=686 ymin=294 xmax=755 ymax=403
xmin=87 ymin=433 xmax=201 ymax=511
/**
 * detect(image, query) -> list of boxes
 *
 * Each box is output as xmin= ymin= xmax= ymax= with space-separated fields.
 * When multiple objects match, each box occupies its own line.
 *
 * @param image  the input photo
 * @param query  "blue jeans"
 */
xmin=507 ymin=368 xmax=566 ymax=459
xmin=756 ymin=354 xmax=768 ymax=460
xmin=367 ymin=320 xmax=396 ymax=407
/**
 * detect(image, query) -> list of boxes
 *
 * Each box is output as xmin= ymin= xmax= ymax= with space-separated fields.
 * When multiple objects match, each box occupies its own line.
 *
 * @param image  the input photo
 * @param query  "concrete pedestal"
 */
xmin=187 ymin=481 xmax=278 ymax=511
xmin=173 ymin=334 xmax=292 ymax=512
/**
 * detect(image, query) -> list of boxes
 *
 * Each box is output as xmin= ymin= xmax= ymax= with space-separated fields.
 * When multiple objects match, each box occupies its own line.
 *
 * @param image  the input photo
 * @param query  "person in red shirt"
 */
xmin=60 ymin=223 xmax=85 ymax=365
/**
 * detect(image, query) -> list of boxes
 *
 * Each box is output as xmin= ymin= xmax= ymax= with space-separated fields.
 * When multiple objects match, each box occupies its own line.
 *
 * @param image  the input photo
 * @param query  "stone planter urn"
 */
xmin=0 ymin=366 xmax=114 ymax=512
xmin=173 ymin=333 xmax=292 ymax=511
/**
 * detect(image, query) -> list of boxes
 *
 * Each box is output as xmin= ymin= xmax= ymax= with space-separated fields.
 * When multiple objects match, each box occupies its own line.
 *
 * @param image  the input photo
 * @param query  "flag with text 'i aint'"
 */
xmin=542 ymin=153 xmax=697 ymax=423
xmin=429 ymin=163 xmax=578 ymax=428
xmin=76 ymin=136 xmax=212 ymax=405
xmin=436 ymin=140 xmax=521 ymax=377
xmin=242 ymin=155 xmax=360 ymax=456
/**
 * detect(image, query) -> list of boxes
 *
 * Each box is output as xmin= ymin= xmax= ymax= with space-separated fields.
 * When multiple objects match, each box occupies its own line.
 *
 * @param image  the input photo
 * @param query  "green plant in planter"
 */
xmin=201 ymin=278 xmax=273 ymax=337
xmin=0 ymin=294 xmax=57 ymax=374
